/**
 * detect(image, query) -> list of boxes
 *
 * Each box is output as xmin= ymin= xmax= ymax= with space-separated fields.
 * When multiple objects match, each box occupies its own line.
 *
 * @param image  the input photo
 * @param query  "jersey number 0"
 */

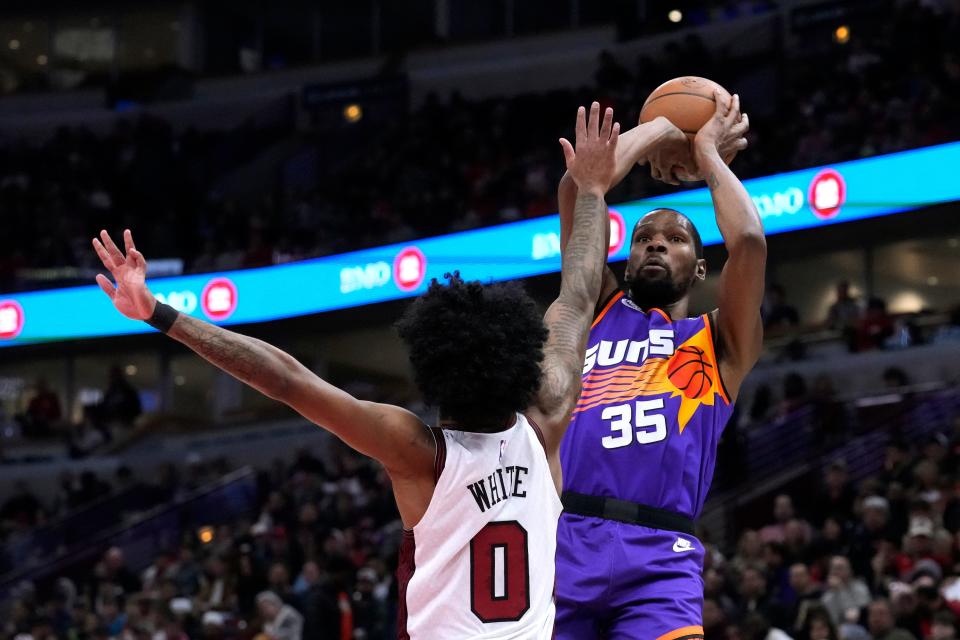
xmin=469 ymin=520 xmax=530 ymax=622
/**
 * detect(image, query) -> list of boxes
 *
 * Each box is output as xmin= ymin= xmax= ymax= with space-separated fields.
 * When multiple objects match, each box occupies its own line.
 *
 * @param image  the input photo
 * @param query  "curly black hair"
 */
xmin=396 ymin=273 xmax=548 ymax=431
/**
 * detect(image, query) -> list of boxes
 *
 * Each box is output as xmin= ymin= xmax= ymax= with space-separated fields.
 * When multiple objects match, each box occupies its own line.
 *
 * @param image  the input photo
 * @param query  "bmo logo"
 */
xmin=201 ymin=278 xmax=238 ymax=321
xmin=394 ymin=247 xmax=426 ymax=292
xmin=809 ymin=169 xmax=846 ymax=219
xmin=0 ymin=300 xmax=24 ymax=340
xmin=752 ymin=187 xmax=804 ymax=218
xmin=154 ymin=290 xmax=198 ymax=314
xmin=340 ymin=261 xmax=391 ymax=294
xmin=609 ymin=209 xmax=626 ymax=256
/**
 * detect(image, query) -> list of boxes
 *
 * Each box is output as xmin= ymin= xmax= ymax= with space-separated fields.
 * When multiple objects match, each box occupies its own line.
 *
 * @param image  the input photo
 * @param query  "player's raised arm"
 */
xmin=694 ymin=92 xmax=766 ymax=399
xmin=557 ymin=116 xmax=691 ymax=311
xmin=91 ymin=230 xmax=434 ymax=478
xmin=529 ymin=103 xmax=618 ymax=456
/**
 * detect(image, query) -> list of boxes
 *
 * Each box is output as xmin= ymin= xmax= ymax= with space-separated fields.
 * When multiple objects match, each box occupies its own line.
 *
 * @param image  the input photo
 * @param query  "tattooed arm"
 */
xmin=694 ymin=92 xmax=766 ymax=400
xmin=528 ymin=103 xmax=619 ymax=469
xmin=90 ymin=230 xmax=434 ymax=480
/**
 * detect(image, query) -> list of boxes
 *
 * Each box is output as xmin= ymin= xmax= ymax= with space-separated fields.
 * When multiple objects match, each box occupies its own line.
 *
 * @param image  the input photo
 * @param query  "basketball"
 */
xmin=667 ymin=345 xmax=714 ymax=399
xmin=639 ymin=76 xmax=736 ymax=180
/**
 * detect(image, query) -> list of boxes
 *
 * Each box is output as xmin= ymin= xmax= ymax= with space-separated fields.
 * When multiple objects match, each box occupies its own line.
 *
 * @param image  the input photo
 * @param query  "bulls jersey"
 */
xmin=398 ymin=414 xmax=562 ymax=639
xmin=559 ymin=292 xmax=735 ymax=519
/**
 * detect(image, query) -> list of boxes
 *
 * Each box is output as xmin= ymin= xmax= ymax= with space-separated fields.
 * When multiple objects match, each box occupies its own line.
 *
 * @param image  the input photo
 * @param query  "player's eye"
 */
xmin=637 ymin=235 xmax=650 ymax=243
xmin=671 ymin=236 xmax=685 ymax=243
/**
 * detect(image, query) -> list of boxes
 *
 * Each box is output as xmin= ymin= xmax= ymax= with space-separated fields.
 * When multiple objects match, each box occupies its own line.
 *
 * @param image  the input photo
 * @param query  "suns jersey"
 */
xmin=559 ymin=292 xmax=735 ymax=520
xmin=397 ymin=414 xmax=563 ymax=640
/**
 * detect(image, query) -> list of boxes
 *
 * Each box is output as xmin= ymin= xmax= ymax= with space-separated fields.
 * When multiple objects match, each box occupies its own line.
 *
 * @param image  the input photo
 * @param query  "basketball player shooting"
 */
xmin=554 ymin=93 xmax=762 ymax=639
xmin=91 ymin=102 xmax=623 ymax=639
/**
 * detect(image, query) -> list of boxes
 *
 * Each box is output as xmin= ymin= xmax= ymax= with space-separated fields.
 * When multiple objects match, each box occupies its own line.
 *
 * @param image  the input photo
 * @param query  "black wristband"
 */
xmin=146 ymin=301 xmax=179 ymax=334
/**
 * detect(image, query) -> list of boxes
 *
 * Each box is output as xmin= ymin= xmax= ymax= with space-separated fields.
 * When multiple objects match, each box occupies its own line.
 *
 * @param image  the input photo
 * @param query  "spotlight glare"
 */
xmin=668 ymin=9 xmax=683 ymax=23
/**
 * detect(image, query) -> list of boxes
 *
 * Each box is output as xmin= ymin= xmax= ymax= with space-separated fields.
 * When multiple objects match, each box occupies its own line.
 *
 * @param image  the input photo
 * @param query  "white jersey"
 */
xmin=398 ymin=414 xmax=563 ymax=639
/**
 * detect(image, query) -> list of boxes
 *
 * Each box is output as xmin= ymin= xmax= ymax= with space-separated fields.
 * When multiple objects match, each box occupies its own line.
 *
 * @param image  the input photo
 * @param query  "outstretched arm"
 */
xmin=529 ymin=103 xmax=618 ymax=458
xmin=694 ymin=93 xmax=765 ymax=399
xmin=557 ymin=117 xmax=691 ymax=311
xmin=91 ymin=230 xmax=434 ymax=478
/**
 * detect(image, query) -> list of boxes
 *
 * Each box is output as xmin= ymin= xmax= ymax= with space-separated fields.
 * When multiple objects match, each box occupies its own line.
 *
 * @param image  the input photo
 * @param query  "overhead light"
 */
xmin=927 ymin=276 xmax=939 ymax=286
xmin=198 ymin=526 xmax=215 ymax=544
xmin=949 ymin=238 xmax=959 ymax=248
xmin=174 ymin=375 xmax=186 ymax=386
xmin=834 ymin=25 xmax=850 ymax=44
xmin=9 ymin=40 xmax=20 ymax=51
xmin=36 ymin=54 xmax=48 ymax=66
xmin=668 ymin=9 xmax=683 ymax=23
xmin=125 ymin=364 xmax=138 ymax=376
xmin=343 ymin=103 xmax=363 ymax=123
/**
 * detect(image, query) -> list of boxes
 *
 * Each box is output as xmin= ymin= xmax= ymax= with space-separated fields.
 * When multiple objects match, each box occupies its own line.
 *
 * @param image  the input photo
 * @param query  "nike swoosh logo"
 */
xmin=672 ymin=539 xmax=694 ymax=553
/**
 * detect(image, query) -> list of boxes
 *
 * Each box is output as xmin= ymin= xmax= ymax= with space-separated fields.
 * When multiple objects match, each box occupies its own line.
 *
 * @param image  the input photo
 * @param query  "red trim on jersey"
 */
xmin=429 ymin=426 xmax=447 ymax=482
xmin=591 ymin=291 xmax=624 ymax=328
xmin=396 ymin=529 xmax=416 ymax=639
xmin=525 ymin=415 xmax=547 ymax=453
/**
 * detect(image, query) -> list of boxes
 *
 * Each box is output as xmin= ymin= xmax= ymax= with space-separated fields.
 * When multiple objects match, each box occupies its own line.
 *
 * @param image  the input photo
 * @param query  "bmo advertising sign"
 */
xmin=394 ymin=247 xmax=426 ymax=292
xmin=0 ymin=300 xmax=24 ymax=340
xmin=201 ymin=278 xmax=238 ymax=321
xmin=749 ymin=168 xmax=847 ymax=222
xmin=809 ymin=169 xmax=846 ymax=219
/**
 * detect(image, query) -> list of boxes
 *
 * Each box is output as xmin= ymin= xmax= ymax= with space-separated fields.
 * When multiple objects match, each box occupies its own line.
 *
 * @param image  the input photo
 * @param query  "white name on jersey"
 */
xmin=582 ymin=329 xmax=675 ymax=374
xmin=467 ymin=465 xmax=530 ymax=513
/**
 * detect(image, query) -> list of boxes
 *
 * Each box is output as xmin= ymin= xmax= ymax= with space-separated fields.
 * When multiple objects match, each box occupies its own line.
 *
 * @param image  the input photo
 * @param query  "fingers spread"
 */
xmin=575 ymin=106 xmax=587 ymax=141
xmin=559 ymin=138 xmax=575 ymax=166
xmin=96 ymin=274 xmax=116 ymax=299
xmin=92 ymin=238 xmax=118 ymax=272
xmin=123 ymin=229 xmax=135 ymax=254
xmin=588 ymin=102 xmax=600 ymax=139
xmin=100 ymin=229 xmax=125 ymax=264
xmin=600 ymin=107 xmax=613 ymax=140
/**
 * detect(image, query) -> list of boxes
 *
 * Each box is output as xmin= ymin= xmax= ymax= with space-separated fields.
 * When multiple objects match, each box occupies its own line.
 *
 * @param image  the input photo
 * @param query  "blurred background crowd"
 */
xmin=1 ymin=0 xmax=959 ymax=638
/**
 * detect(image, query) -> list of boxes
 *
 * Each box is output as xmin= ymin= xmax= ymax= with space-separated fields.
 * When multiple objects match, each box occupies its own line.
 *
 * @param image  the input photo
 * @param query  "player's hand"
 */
xmin=640 ymin=117 xmax=695 ymax=186
xmin=693 ymin=91 xmax=748 ymax=164
xmin=559 ymin=102 xmax=620 ymax=196
xmin=92 ymin=229 xmax=156 ymax=321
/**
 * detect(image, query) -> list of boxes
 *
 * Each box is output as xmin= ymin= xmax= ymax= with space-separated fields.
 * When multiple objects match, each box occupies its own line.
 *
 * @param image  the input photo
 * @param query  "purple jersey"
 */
xmin=559 ymin=291 xmax=735 ymax=519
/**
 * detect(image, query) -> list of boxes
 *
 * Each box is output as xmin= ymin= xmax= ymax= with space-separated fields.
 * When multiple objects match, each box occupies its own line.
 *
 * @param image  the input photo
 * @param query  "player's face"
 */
xmin=624 ymin=210 xmax=705 ymax=308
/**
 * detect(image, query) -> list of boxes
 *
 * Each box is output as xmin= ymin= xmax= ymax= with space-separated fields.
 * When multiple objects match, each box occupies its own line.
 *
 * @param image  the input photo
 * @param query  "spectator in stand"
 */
xmin=825 ymin=281 xmax=862 ymax=352
xmin=89 ymin=547 xmax=142 ymax=603
xmin=817 ymin=460 xmax=856 ymax=525
xmin=98 ymin=366 xmax=142 ymax=429
xmin=788 ymin=563 xmax=825 ymax=634
xmin=738 ymin=564 xmax=789 ymax=628
xmin=795 ymin=604 xmax=839 ymax=640
xmin=779 ymin=373 xmax=809 ymax=417
xmin=821 ymin=555 xmax=871 ymax=625
xmin=20 ymin=377 xmax=62 ymax=438
xmin=256 ymin=590 xmax=303 ymax=640
xmin=761 ymin=494 xmax=811 ymax=544
xmin=932 ymin=610 xmax=958 ymax=640
xmin=868 ymin=598 xmax=917 ymax=640
xmin=763 ymin=284 xmax=801 ymax=333
xmin=858 ymin=297 xmax=896 ymax=351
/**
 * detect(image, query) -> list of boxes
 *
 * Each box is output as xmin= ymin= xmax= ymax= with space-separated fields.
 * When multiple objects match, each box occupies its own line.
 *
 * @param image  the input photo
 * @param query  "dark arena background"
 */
xmin=1 ymin=1 xmax=959 ymax=638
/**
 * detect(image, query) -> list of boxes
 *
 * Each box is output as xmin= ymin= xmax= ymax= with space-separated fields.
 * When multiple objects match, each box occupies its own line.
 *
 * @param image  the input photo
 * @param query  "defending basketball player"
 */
xmin=90 ymin=103 xmax=665 ymax=639
xmin=554 ymin=92 xmax=762 ymax=639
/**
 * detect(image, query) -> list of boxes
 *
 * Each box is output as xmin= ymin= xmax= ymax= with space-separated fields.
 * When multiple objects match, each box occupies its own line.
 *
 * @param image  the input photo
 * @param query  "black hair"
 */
xmin=396 ymin=273 xmax=548 ymax=430
xmin=634 ymin=208 xmax=704 ymax=258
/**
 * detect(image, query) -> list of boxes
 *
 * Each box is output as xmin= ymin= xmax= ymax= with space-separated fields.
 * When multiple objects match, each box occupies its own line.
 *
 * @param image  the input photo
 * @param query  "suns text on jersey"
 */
xmin=466 ymin=466 xmax=529 ymax=513
xmin=582 ymin=329 xmax=675 ymax=374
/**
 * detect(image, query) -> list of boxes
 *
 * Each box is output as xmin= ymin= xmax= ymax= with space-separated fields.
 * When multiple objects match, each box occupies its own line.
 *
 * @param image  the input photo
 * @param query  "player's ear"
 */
xmin=695 ymin=258 xmax=707 ymax=281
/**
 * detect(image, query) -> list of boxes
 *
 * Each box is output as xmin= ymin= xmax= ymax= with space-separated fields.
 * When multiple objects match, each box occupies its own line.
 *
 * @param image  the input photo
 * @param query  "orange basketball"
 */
xmin=667 ymin=345 xmax=714 ymax=399
xmin=639 ymin=76 xmax=736 ymax=181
